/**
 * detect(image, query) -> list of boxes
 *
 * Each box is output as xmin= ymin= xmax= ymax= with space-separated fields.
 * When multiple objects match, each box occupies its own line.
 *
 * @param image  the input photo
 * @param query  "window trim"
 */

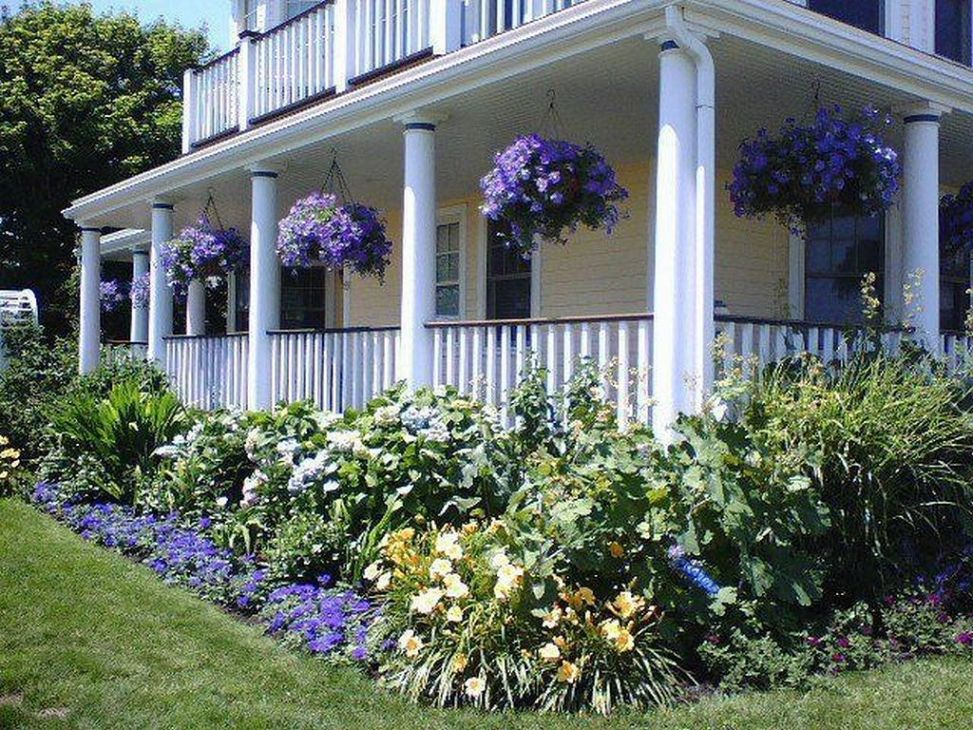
xmin=934 ymin=0 xmax=973 ymax=66
xmin=434 ymin=205 xmax=467 ymax=321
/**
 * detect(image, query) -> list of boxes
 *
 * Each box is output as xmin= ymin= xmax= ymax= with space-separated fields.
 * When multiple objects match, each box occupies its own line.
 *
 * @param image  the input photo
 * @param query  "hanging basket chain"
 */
xmin=203 ymin=189 xmax=226 ymax=231
xmin=800 ymin=78 xmax=823 ymax=124
xmin=537 ymin=89 xmax=567 ymax=140
xmin=321 ymin=148 xmax=354 ymax=204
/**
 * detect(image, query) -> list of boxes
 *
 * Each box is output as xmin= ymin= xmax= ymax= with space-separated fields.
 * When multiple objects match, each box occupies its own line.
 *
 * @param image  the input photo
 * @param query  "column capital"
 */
xmin=395 ymin=111 xmax=448 ymax=130
xmin=895 ymin=101 xmax=951 ymax=123
xmin=78 ymin=224 xmax=102 ymax=234
xmin=150 ymin=198 xmax=174 ymax=210
xmin=247 ymin=164 xmax=281 ymax=178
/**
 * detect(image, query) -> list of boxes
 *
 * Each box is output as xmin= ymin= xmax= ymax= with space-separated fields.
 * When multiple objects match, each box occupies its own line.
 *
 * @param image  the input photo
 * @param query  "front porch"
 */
xmin=71 ymin=0 xmax=973 ymax=432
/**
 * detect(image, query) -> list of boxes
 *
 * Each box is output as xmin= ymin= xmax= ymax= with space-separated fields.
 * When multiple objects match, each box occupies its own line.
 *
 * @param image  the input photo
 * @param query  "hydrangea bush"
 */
xmin=276 ymin=192 xmax=393 ymax=280
xmin=99 ymin=279 xmax=129 ymax=313
xmin=480 ymin=134 xmax=628 ymax=257
xmin=729 ymin=106 xmax=900 ymax=232
xmin=940 ymin=181 xmax=973 ymax=256
xmin=160 ymin=214 xmax=247 ymax=297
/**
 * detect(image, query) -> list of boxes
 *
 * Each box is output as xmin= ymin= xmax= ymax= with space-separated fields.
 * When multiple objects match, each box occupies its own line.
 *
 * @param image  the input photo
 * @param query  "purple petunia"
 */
xmin=100 ymin=279 xmax=129 ymax=313
xmin=160 ymin=213 xmax=248 ymax=298
xmin=130 ymin=272 xmax=150 ymax=310
xmin=729 ymin=106 xmax=900 ymax=232
xmin=480 ymin=133 xmax=628 ymax=257
xmin=276 ymin=192 xmax=392 ymax=280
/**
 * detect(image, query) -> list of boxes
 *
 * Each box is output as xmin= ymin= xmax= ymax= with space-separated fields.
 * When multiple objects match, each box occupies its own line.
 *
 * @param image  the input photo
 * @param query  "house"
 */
xmin=64 ymin=0 xmax=973 ymax=437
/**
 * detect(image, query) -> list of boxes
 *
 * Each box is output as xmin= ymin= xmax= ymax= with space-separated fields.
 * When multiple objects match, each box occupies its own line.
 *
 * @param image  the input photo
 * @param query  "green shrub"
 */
xmin=44 ymin=380 xmax=187 ymax=503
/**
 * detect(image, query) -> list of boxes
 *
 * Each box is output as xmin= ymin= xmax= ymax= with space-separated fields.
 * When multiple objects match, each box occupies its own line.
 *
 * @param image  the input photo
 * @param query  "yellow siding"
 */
xmin=343 ymin=158 xmax=791 ymax=326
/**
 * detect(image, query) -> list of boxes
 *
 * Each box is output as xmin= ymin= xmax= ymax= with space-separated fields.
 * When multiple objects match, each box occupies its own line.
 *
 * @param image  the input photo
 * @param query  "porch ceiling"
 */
xmin=96 ymin=32 xmax=973 ymax=237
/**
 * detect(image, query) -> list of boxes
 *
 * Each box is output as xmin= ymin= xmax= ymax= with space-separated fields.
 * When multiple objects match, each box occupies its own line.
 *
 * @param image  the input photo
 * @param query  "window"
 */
xmin=281 ymin=266 xmax=329 ymax=329
xmin=805 ymin=210 xmax=885 ymax=324
xmin=435 ymin=221 xmax=462 ymax=318
xmin=486 ymin=221 xmax=532 ymax=320
xmin=233 ymin=266 xmax=329 ymax=331
xmin=242 ymin=0 xmax=259 ymax=31
xmin=936 ymin=0 xmax=972 ymax=64
xmin=285 ymin=1 xmax=320 ymax=21
xmin=941 ymin=247 xmax=971 ymax=332
xmin=808 ymin=0 xmax=883 ymax=34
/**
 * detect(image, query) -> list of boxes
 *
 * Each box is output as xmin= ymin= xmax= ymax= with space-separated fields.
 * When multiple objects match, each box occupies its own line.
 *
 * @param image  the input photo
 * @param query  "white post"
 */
xmin=227 ymin=271 xmax=238 ymax=333
xmin=181 ymin=68 xmax=196 ymax=154
xmin=431 ymin=0 xmax=463 ymax=55
xmin=148 ymin=201 xmax=174 ymax=364
xmin=130 ymin=249 xmax=150 ymax=343
xmin=186 ymin=280 xmax=207 ymax=336
xmin=901 ymin=106 xmax=944 ymax=352
xmin=247 ymin=166 xmax=281 ymax=410
xmin=78 ymin=226 xmax=101 ymax=374
xmin=651 ymin=41 xmax=697 ymax=440
xmin=333 ymin=0 xmax=355 ymax=92
xmin=238 ymin=32 xmax=258 ymax=131
xmin=397 ymin=115 xmax=440 ymax=389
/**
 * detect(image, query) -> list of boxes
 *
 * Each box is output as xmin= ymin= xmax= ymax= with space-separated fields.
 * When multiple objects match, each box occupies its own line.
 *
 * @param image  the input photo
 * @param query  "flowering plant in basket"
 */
xmin=480 ymin=133 xmax=628 ymax=257
xmin=100 ymin=279 xmax=128 ymax=313
xmin=940 ymin=181 xmax=973 ymax=256
xmin=729 ymin=106 xmax=900 ymax=232
xmin=276 ymin=192 xmax=393 ymax=280
xmin=130 ymin=272 xmax=150 ymax=310
xmin=160 ymin=213 xmax=248 ymax=297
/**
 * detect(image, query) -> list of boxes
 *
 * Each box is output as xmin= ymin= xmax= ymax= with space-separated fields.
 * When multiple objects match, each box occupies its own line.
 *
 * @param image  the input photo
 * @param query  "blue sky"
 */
xmin=13 ymin=1 xmax=231 ymax=50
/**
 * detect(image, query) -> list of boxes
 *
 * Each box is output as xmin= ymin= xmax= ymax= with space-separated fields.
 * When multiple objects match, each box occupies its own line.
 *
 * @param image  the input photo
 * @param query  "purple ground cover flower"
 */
xmin=276 ymin=192 xmax=392 ymax=280
xmin=480 ymin=133 xmax=628 ymax=256
xmin=160 ymin=213 xmax=247 ymax=297
xmin=729 ymin=106 xmax=900 ymax=232
xmin=100 ymin=279 xmax=129 ymax=313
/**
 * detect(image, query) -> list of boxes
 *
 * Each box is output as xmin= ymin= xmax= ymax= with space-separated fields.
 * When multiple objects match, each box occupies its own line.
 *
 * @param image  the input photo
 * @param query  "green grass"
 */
xmin=2 ymin=498 xmax=972 ymax=730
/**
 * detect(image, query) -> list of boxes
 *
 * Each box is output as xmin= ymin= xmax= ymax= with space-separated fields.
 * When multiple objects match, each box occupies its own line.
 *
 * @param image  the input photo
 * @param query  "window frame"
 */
xmin=806 ymin=0 xmax=886 ymax=35
xmin=935 ymin=0 xmax=973 ymax=65
xmin=434 ymin=205 xmax=467 ymax=321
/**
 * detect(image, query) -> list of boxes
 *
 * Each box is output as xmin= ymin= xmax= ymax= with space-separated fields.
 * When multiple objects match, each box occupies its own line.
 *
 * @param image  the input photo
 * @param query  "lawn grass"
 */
xmin=2 ymin=497 xmax=972 ymax=729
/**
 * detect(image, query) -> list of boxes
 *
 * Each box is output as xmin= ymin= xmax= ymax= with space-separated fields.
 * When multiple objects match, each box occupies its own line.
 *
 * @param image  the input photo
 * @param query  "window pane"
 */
xmin=936 ymin=0 xmax=972 ymax=64
xmin=832 ymin=238 xmax=857 ymax=274
xmin=858 ymin=239 xmax=883 ymax=274
xmin=280 ymin=266 xmax=327 ymax=329
xmin=436 ymin=285 xmax=460 ymax=317
xmin=436 ymin=254 xmax=450 ymax=282
xmin=808 ymin=0 xmax=882 ymax=33
xmin=806 ymin=237 xmax=831 ymax=275
xmin=807 ymin=278 xmax=864 ymax=324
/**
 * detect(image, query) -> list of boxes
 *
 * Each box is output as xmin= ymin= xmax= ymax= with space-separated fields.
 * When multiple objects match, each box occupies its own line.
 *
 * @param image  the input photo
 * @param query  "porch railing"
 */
xmin=182 ymin=0 xmax=585 ymax=148
xmin=270 ymin=326 xmax=401 ymax=411
xmin=427 ymin=313 xmax=653 ymax=428
xmin=942 ymin=332 xmax=973 ymax=371
xmin=716 ymin=316 xmax=907 ymax=377
xmin=164 ymin=333 xmax=249 ymax=410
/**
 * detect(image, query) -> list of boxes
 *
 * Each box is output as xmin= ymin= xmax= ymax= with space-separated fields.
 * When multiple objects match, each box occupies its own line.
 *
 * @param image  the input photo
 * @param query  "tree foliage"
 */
xmin=0 ymin=1 xmax=210 ymax=330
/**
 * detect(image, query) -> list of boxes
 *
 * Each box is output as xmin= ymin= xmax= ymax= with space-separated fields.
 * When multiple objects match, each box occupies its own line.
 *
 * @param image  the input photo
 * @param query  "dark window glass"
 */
xmin=435 ymin=221 xmax=461 ymax=318
xmin=941 ymin=247 xmax=971 ymax=332
xmin=936 ymin=0 xmax=972 ymax=64
xmin=235 ymin=272 xmax=250 ymax=332
xmin=281 ymin=266 xmax=328 ymax=329
xmin=805 ymin=209 xmax=885 ymax=324
xmin=808 ymin=0 xmax=883 ymax=34
xmin=486 ymin=221 xmax=531 ymax=320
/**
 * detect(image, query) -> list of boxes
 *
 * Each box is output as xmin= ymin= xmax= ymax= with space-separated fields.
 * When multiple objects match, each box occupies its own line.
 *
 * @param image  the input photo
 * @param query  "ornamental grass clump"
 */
xmin=160 ymin=213 xmax=247 ymax=297
xmin=276 ymin=192 xmax=393 ymax=280
xmin=480 ymin=134 xmax=628 ymax=257
xmin=729 ymin=106 xmax=900 ymax=232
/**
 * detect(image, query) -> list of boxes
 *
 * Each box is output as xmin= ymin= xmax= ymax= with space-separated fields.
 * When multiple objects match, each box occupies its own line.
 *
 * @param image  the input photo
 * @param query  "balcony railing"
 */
xmin=183 ymin=0 xmax=583 ymax=149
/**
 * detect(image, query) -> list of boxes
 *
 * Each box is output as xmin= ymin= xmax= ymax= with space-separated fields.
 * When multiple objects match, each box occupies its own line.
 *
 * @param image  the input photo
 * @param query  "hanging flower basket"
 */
xmin=729 ymin=106 xmax=901 ymax=232
xmin=480 ymin=133 xmax=628 ymax=257
xmin=100 ymin=279 xmax=128 ymax=313
xmin=276 ymin=191 xmax=393 ymax=280
xmin=160 ymin=211 xmax=248 ymax=297
xmin=940 ymin=181 xmax=973 ymax=256
xmin=130 ymin=272 xmax=150 ymax=310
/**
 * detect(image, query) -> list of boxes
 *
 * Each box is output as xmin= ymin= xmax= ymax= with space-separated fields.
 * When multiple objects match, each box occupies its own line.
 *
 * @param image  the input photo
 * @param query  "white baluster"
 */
xmin=637 ymin=319 xmax=650 ymax=425
xmin=500 ymin=325 xmax=511 ymax=426
xmin=616 ymin=321 xmax=629 ymax=427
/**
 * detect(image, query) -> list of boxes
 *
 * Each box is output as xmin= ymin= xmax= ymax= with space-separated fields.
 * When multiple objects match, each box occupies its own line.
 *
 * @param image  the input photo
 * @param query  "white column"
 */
xmin=78 ymin=226 xmax=101 ymax=374
xmin=130 ymin=249 xmax=150 ymax=343
xmin=148 ymin=201 xmax=174 ymax=364
xmin=901 ymin=107 xmax=943 ymax=351
xmin=651 ymin=41 xmax=698 ymax=439
xmin=247 ymin=167 xmax=281 ymax=410
xmin=396 ymin=116 xmax=439 ymax=389
xmin=186 ymin=280 xmax=207 ymax=336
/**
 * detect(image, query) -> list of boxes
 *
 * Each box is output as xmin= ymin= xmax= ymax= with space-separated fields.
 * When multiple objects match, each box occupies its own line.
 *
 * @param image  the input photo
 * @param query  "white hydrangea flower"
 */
xmin=372 ymin=404 xmax=400 ymax=426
